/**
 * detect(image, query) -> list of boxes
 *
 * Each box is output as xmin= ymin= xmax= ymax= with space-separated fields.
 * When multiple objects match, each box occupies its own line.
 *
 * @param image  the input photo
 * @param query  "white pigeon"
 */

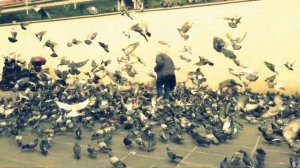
xmin=0 ymin=105 xmax=15 ymax=118
xmin=262 ymin=96 xmax=284 ymax=118
xmin=55 ymin=99 xmax=89 ymax=118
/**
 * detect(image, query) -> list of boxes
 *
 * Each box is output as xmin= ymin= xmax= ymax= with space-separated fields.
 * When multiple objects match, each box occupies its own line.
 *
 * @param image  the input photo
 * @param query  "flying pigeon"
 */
xmin=55 ymin=99 xmax=90 ymax=118
xmin=264 ymin=61 xmax=278 ymax=75
xmin=98 ymin=42 xmax=109 ymax=53
xmin=177 ymin=21 xmax=192 ymax=40
xmin=130 ymin=23 xmax=151 ymax=42
xmin=284 ymin=61 xmax=296 ymax=71
xmin=224 ymin=16 xmax=241 ymax=28
xmin=8 ymin=29 xmax=18 ymax=43
xmin=20 ymin=22 xmax=30 ymax=30
xmin=265 ymin=74 xmax=276 ymax=83
xmin=35 ymin=30 xmax=47 ymax=41
xmin=122 ymin=42 xmax=140 ymax=56
xmin=195 ymin=56 xmax=214 ymax=66
xmin=120 ymin=6 xmax=133 ymax=20
xmin=158 ymin=40 xmax=170 ymax=48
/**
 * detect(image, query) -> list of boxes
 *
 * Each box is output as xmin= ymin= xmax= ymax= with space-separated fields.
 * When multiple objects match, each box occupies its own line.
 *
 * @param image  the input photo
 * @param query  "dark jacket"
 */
xmin=154 ymin=53 xmax=175 ymax=80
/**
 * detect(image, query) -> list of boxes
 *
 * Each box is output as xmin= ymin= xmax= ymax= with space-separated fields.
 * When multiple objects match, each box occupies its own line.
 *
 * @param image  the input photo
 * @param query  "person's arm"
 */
xmin=154 ymin=55 xmax=164 ymax=72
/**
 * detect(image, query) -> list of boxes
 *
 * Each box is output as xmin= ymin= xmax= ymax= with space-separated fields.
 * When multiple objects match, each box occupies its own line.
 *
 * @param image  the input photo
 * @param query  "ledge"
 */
xmin=0 ymin=0 xmax=260 ymax=27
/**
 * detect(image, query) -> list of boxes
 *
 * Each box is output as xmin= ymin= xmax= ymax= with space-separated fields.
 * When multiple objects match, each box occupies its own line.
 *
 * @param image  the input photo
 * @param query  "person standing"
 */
xmin=154 ymin=53 xmax=176 ymax=100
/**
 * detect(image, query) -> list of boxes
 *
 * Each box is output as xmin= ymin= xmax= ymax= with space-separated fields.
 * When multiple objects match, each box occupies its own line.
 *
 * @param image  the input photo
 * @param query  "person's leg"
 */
xmin=156 ymin=79 xmax=163 ymax=98
xmin=163 ymin=75 xmax=176 ymax=100
xmin=163 ymin=84 xmax=171 ymax=100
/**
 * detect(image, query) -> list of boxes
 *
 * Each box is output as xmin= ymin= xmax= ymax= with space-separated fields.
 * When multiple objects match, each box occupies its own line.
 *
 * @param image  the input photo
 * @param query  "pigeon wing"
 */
xmin=90 ymin=32 xmax=98 ymax=40
xmin=55 ymin=101 xmax=73 ymax=111
xmin=125 ymin=42 xmax=139 ymax=55
xmin=181 ymin=21 xmax=192 ymax=33
xmin=72 ymin=59 xmax=89 ymax=68
xmin=265 ymin=75 xmax=276 ymax=83
xmin=74 ymin=99 xmax=90 ymax=111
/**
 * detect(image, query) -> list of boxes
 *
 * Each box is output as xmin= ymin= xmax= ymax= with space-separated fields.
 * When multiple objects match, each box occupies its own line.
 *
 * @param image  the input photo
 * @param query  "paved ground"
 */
xmin=0 ymin=91 xmax=298 ymax=168
xmin=0 ymin=119 xmax=298 ymax=168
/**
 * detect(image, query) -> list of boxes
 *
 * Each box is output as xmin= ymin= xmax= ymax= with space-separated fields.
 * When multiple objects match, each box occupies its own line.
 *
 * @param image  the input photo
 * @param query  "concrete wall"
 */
xmin=0 ymin=0 xmax=300 ymax=94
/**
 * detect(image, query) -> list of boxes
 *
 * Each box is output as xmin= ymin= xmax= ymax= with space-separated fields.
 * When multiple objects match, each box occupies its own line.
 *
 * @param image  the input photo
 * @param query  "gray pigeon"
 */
xmin=264 ymin=61 xmax=278 ymax=75
xmin=166 ymin=147 xmax=183 ymax=162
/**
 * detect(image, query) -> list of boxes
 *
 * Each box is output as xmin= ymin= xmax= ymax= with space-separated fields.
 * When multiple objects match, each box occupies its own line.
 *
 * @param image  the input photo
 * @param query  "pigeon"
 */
xmin=122 ymin=31 xmax=130 ymax=38
xmin=35 ymin=30 xmax=47 ymax=41
xmin=39 ymin=139 xmax=50 ymax=155
xmin=21 ymin=139 xmax=39 ymax=150
xmin=261 ymin=131 xmax=281 ymax=144
xmin=98 ymin=42 xmax=109 ymax=53
xmin=97 ymin=141 xmax=112 ymax=153
xmin=264 ymin=61 xmax=278 ymax=75
xmin=219 ymin=79 xmax=242 ymax=91
xmin=12 ymin=77 xmax=31 ymax=92
xmin=166 ymin=147 xmax=183 ymax=162
xmin=289 ymin=156 xmax=299 ymax=168
xmin=158 ymin=40 xmax=170 ymax=48
xmin=239 ymin=150 xmax=253 ymax=168
xmin=122 ymin=42 xmax=140 ymax=56
xmin=246 ymin=74 xmax=259 ymax=82
xmin=213 ymin=37 xmax=226 ymax=52
xmin=87 ymin=6 xmax=99 ymax=14
xmin=8 ymin=29 xmax=18 ymax=43
xmin=224 ymin=16 xmax=241 ymax=28
xmin=177 ymin=21 xmax=192 ymax=40
xmin=72 ymin=38 xmax=82 ymax=45
xmin=255 ymin=147 xmax=266 ymax=168
xmin=109 ymin=153 xmax=127 ymax=168
xmin=265 ymin=75 xmax=276 ymax=83
xmin=222 ymin=48 xmax=237 ymax=60
xmin=55 ymin=99 xmax=89 ymax=118
xmin=90 ymin=32 xmax=98 ymax=40
xmin=230 ymin=151 xmax=243 ymax=165
xmin=67 ymin=42 xmax=73 ymax=47
xmin=120 ymin=6 xmax=133 ymax=20
xmin=284 ymin=61 xmax=296 ymax=71
xmin=68 ymin=59 xmax=89 ymax=68
xmin=75 ymin=126 xmax=82 ymax=139
xmin=101 ymin=60 xmax=111 ymax=67
xmin=123 ymin=135 xmax=133 ymax=147
xmin=87 ymin=144 xmax=98 ymax=158
xmin=130 ymin=23 xmax=151 ymax=42
xmin=20 ymin=22 xmax=30 ymax=30
xmin=84 ymin=35 xmax=94 ymax=45
xmin=261 ymin=104 xmax=283 ymax=118
xmin=195 ymin=56 xmax=214 ymax=66
xmin=181 ymin=45 xmax=192 ymax=54
xmin=15 ymin=135 xmax=23 ymax=147
xmin=226 ymin=32 xmax=247 ymax=50
xmin=44 ymin=40 xmax=57 ymax=52
xmin=220 ymin=157 xmax=231 ymax=168
xmin=159 ymin=131 xmax=168 ymax=143
xmin=73 ymin=143 xmax=81 ymax=159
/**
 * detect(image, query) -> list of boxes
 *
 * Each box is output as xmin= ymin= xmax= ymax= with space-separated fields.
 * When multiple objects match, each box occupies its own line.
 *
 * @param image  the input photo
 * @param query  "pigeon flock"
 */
xmin=0 ymin=9 xmax=300 ymax=168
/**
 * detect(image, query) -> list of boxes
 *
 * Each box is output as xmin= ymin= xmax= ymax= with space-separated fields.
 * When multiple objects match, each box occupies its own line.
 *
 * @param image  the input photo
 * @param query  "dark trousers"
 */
xmin=156 ymin=75 xmax=176 ymax=99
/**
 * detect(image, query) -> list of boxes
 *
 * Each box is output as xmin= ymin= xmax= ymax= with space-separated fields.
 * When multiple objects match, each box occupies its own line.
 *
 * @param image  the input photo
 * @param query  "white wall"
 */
xmin=0 ymin=0 xmax=300 ymax=94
